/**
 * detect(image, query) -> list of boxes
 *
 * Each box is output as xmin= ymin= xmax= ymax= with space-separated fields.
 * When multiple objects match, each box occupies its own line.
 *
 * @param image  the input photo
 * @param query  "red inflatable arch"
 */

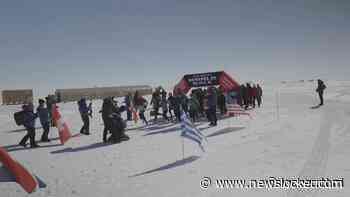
xmin=173 ymin=71 xmax=240 ymax=95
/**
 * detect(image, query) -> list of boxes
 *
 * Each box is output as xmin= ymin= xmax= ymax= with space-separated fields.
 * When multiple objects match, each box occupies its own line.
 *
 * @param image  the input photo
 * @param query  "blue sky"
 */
xmin=1 ymin=0 xmax=349 ymax=96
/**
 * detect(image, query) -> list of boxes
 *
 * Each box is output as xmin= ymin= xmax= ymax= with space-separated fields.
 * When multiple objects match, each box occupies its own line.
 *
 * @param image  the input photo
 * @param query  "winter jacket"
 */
xmin=37 ymin=106 xmax=49 ymax=125
xmin=316 ymin=81 xmax=326 ymax=93
xmin=78 ymin=99 xmax=89 ymax=115
xmin=252 ymin=87 xmax=258 ymax=97
xmin=150 ymin=92 xmax=161 ymax=109
xmin=189 ymin=97 xmax=200 ymax=112
xmin=207 ymin=89 xmax=217 ymax=108
xmin=161 ymin=98 xmax=168 ymax=112
xmin=23 ymin=110 xmax=38 ymax=129
xmin=124 ymin=95 xmax=131 ymax=107
xmin=257 ymin=86 xmax=263 ymax=97
xmin=168 ymin=96 xmax=176 ymax=109
xmin=218 ymin=93 xmax=226 ymax=106
xmin=135 ymin=97 xmax=148 ymax=112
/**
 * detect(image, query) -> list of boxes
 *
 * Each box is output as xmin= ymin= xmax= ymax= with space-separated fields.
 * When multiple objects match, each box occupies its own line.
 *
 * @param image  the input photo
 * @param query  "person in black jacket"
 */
xmin=37 ymin=99 xmax=50 ymax=142
xmin=150 ymin=89 xmax=161 ymax=121
xmin=167 ymin=93 xmax=175 ymax=120
xmin=256 ymin=84 xmax=263 ymax=107
xmin=101 ymin=97 xmax=129 ymax=143
xmin=101 ymin=97 xmax=113 ymax=142
xmin=78 ymin=98 xmax=91 ymax=135
xmin=316 ymin=79 xmax=326 ymax=106
xmin=19 ymin=103 xmax=40 ymax=148
xmin=109 ymin=101 xmax=129 ymax=143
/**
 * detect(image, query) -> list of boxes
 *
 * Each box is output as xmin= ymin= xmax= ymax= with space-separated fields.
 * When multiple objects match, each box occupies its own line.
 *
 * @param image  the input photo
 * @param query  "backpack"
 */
xmin=14 ymin=111 xmax=25 ymax=126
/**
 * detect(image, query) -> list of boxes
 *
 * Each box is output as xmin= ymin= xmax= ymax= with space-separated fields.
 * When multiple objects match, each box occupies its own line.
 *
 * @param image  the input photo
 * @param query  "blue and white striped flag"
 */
xmin=180 ymin=112 xmax=207 ymax=152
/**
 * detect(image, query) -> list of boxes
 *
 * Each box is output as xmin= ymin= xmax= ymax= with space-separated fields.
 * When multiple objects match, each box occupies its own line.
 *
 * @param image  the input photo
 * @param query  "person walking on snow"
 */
xmin=78 ymin=98 xmax=91 ymax=135
xmin=134 ymin=94 xmax=149 ymax=125
xmin=37 ymin=99 xmax=51 ymax=142
xmin=19 ymin=103 xmax=40 ymax=148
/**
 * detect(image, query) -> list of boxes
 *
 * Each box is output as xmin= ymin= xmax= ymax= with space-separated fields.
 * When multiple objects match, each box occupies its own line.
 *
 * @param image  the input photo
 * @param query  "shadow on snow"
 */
xmin=51 ymin=142 xmax=116 ymax=154
xmin=206 ymin=126 xmax=245 ymax=138
xmin=129 ymin=155 xmax=200 ymax=178
xmin=5 ymin=143 xmax=63 ymax=152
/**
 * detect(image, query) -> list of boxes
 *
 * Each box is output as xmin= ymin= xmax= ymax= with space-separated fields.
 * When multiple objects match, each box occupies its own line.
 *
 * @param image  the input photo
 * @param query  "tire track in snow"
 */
xmin=286 ymin=106 xmax=336 ymax=197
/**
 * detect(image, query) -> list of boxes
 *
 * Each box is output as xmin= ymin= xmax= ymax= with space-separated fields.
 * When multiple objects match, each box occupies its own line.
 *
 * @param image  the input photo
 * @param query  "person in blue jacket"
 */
xmin=78 ymin=98 xmax=91 ymax=135
xmin=19 ymin=103 xmax=40 ymax=148
xmin=37 ymin=99 xmax=51 ymax=142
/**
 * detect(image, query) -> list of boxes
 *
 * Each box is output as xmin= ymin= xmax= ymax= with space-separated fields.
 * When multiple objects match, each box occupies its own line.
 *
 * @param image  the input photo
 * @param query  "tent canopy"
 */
xmin=173 ymin=71 xmax=240 ymax=95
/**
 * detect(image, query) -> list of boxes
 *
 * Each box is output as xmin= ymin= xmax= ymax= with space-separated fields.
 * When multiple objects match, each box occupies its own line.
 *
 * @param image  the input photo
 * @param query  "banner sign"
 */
xmin=184 ymin=72 xmax=221 ymax=87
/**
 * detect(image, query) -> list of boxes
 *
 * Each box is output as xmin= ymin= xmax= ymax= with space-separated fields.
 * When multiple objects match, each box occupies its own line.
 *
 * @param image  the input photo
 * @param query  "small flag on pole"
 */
xmin=180 ymin=112 xmax=206 ymax=152
xmin=52 ymin=104 xmax=72 ymax=145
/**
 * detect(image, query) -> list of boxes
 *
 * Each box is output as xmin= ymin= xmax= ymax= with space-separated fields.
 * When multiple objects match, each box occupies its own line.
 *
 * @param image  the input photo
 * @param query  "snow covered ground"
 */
xmin=1 ymin=80 xmax=350 ymax=197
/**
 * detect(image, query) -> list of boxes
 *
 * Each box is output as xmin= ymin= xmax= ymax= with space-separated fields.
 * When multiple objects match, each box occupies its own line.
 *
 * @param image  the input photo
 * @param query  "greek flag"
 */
xmin=180 ymin=112 xmax=207 ymax=152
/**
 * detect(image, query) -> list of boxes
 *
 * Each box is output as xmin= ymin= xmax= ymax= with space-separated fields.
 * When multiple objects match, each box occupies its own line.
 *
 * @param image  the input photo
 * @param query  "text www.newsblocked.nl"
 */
xmin=200 ymin=177 xmax=344 ymax=190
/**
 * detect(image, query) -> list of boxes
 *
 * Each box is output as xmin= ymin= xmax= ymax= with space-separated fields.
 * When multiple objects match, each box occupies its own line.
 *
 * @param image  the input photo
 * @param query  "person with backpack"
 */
xmin=19 ymin=103 xmax=40 ymax=148
xmin=316 ymin=79 xmax=326 ymax=106
xmin=37 ymin=99 xmax=51 ymax=142
xmin=78 ymin=98 xmax=91 ymax=135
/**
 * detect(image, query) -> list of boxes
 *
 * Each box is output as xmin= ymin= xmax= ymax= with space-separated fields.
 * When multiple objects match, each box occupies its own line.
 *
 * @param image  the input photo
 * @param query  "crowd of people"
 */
xmin=233 ymin=83 xmax=263 ymax=110
xmin=16 ymin=83 xmax=266 ymax=148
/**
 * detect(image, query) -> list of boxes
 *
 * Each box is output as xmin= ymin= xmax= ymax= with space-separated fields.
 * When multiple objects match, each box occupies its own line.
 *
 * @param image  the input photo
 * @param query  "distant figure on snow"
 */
xmin=256 ymin=84 xmax=263 ymax=107
xmin=316 ymin=79 xmax=326 ymax=106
